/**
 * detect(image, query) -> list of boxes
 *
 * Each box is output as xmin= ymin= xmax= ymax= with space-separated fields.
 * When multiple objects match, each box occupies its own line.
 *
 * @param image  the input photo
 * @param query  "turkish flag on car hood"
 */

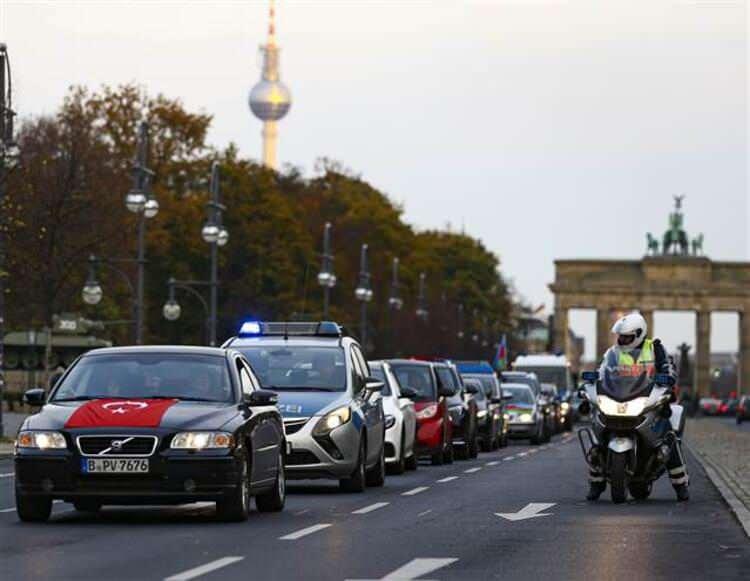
xmin=64 ymin=399 xmax=179 ymax=428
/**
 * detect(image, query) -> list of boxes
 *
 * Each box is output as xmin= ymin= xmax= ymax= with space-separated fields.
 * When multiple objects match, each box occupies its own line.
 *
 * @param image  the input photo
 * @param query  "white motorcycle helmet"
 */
xmin=612 ymin=312 xmax=647 ymax=352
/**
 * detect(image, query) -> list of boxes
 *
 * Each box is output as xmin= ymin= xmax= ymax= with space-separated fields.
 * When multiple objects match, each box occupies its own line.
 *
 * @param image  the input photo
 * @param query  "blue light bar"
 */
xmin=455 ymin=361 xmax=495 ymax=375
xmin=239 ymin=321 xmax=262 ymax=336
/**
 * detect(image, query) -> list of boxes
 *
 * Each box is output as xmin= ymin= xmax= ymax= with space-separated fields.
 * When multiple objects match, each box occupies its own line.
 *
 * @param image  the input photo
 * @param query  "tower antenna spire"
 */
xmin=267 ymin=0 xmax=277 ymax=47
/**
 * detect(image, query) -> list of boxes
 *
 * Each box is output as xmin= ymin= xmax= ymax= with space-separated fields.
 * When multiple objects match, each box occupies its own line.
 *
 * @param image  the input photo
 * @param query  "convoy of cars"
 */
xmin=12 ymin=321 xmax=581 ymax=522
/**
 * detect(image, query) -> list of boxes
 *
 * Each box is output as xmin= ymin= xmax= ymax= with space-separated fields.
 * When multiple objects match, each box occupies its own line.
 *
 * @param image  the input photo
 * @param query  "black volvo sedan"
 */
xmin=14 ymin=346 xmax=286 ymax=522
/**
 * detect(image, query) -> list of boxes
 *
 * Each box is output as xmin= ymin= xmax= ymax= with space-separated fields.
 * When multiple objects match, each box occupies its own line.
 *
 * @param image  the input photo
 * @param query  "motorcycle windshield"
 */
xmin=597 ymin=367 xmax=652 ymax=402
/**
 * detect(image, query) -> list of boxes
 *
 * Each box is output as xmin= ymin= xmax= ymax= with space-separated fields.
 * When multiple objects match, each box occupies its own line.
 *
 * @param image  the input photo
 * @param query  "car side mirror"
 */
xmin=246 ymin=389 xmax=278 ymax=407
xmin=24 ymin=388 xmax=46 ymax=407
xmin=365 ymin=377 xmax=384 ymax=393
xmin=438 ymin=386 xmax=457 ymax=398
xmin=490 ymin=397 xmax=502 ymax=404
xmin=465 ymin=383 xmax=479 ymax=395
xmin=399 ymin=386 xmax=418 ymax=399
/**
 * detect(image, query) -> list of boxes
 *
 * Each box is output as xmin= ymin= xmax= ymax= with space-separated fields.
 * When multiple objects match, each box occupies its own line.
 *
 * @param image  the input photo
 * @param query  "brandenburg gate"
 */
xmin=549 ymin=197 xmax=750 ymax=396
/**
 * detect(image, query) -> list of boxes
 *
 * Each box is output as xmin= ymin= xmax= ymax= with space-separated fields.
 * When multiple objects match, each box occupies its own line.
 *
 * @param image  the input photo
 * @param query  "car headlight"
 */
xmin=518 ymin=413 xmax=533 ymax=423
xmin=503 ymin=413 xmax=510 ymax=422
xmin=312 ymin=406 xmax=352 ymax=436
xmin=561 ymin=402 xmax=570 ymax=413
xmin=171 ymin=431 xmax=233 ymax=450
xmin=17 ymin=431 xmax=67 ymax=450
xmin=385 ymin=414 xmax=396 ymax=429
xmin=416 ymin=404 xmax=438 ymax=420
xmin=477 ymin=410 xmax=488 ymax=419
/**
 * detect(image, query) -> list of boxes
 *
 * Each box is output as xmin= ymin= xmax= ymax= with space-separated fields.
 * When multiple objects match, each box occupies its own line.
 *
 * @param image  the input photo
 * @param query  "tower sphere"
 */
xmin=249 ymin=80 xmax=292 ymax=121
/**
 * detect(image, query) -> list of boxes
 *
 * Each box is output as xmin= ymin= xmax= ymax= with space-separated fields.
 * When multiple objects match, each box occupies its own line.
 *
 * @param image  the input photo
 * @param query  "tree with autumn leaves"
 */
xmin=5 ymin=85 xmax=513 ymax=358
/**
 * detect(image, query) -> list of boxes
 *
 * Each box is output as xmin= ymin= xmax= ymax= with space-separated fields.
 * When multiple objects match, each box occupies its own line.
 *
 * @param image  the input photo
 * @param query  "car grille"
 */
xmin=283 ymin=418 xmax=310 ymax=435
xmin=77 ymin=435 xmax=158 ymax=457
xmin=287 ymin=450 xmax=319 ymax=466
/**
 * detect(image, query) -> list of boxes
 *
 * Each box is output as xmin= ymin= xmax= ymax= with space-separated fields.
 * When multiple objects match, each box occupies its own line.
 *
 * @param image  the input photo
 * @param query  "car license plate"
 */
xmin=81 ymin=458 xmax=149 ymax=474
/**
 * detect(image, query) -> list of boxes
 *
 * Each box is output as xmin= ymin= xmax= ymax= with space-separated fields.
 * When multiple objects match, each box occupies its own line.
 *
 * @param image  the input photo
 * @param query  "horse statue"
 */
xmin=691 ymin=233 xmax=704 ymax=256
xmin=662 ymin=195 xmax=689 ymax=255
xmin=646 ymin=233 xmax=659 ymax=255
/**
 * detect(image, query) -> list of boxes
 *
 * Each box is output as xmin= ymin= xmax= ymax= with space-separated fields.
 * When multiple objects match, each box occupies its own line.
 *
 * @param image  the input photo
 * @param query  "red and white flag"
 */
xmin=65 ymin=399 xmax=178 ymax=428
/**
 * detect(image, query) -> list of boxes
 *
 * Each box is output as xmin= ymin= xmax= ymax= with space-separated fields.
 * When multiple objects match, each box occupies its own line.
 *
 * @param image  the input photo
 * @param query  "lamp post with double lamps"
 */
xmin=415 ymin=272 xmax=429 ymax=321
xmin=354 ymin=244 xmax=373 ymax=350
xmin=387 ymin=257 xmax=404 ymax=353
xmin=317 ymin=222 xmax=336 ymax=318
xmin=162 ymin=162 xmax=227 ymax=346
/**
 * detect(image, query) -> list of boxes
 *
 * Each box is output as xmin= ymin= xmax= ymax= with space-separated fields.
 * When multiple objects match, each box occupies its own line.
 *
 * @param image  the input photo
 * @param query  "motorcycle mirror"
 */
xmin=581 ymin=371 xmax=598 ymax=383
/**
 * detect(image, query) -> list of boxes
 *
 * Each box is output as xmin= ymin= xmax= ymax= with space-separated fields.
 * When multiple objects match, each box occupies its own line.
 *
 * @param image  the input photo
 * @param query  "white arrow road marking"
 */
xmin=352 ymin=502 xmax=389 ymax=515
xmin=165 ymin=556 xmax=244 ymax=581
xmin=464 ymin=467 xmax=481 ymax=473
xmin=495 ymin=502 xmax=556 ymax=522
xmin=402 ymin=486 xmax=429 ymax=496
xmin=381 ymin=558 xmax=459 ymax=580
xmin=437 ymin=476 xmax=459 ymax=483
xmin=279 ymin=523 xmax=332 ymax=540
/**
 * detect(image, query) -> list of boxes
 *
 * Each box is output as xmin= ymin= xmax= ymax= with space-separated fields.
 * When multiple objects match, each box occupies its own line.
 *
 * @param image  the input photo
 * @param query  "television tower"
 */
xmin=248 ymin=0 xmax=292 ymax=170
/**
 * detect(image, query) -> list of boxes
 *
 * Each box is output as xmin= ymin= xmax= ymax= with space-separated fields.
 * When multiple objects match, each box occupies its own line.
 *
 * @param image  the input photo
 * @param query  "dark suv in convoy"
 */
xmin=224 ymin=321 xmax=386 ymax=493
xmin=387 ymin=359 xmax=456 ymax=465
xmin=434 ymin=362 xmax=479 ymax=460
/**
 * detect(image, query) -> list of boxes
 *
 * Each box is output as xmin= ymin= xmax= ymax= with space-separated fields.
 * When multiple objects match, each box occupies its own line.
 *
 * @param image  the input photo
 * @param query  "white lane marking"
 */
xmin=165 ymin=556 xmax=244 ymax=581
xmin=527 ymin=449 xmax=538 ymax=454
xmin=279 ymin=523 xmax=332 ymax=540
xmin=417 ymin=509 xmax=433 ymax=517
xmin=517 ymin=452 xmax=528 ymax=457
xmin=495 ymin=502 xmax=556 ymax=522
xmin=352 ymin=502 xmax=389 ymax=515
xmin=437 ymin=476 xmax=459 ymax=483
xmin=485 ymin=461 xmax=500 ymax=466
xmin=503 ymin=456 xmax=515 ymax=462
xmin=381 ymin=558 xmax=459 ymax=580
xmin=294 ymin=509 xmax=310 ymax=516
xmin=402 ymin=486 xmax=429 ymax=496
xmin=0 ymin=472 xmax=14 ymax=479
xmin=464 ymin=467 xmax=482 ymax=474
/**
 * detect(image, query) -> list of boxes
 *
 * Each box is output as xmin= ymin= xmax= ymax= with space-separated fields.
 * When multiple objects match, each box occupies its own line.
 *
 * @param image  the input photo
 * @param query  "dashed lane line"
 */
xmin=486 ymin=461 xmax=500 ymax=466
xmin=517 ymin=452 xmax=528 ymax=457
xmin=352 ymin=502 xmax=389 ymax=515
xmin=464 ymin=467 xmax=482 ymax=473
xmin=279 ymin=523 xmax=332 ymax=540
xmin=437 ymin=476 xmax=459 ymax=483
xmin=165 ymin=557 xmax=245 ymax=581
xmin=381 ymin=558 xmax=459 ymax=580
xmin=402 ymin=486 xmax=429 ymax=496
xmin=503 ymin=456 xmax=515 ymax=461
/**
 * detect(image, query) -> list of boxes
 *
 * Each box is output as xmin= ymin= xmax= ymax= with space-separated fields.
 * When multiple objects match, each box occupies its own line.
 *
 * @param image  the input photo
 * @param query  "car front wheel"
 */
xmin=256 ymin=450 xmax=286 ymax=512
xmin=216 ymin=451 xmax=250 ymax=522
xmin=340 ymin=437 xmax=367 ymax=493
xmin=16 ymin=487 xmax=52 ymax=523
xmin=366 ymin=438 xmax=386 ymax=487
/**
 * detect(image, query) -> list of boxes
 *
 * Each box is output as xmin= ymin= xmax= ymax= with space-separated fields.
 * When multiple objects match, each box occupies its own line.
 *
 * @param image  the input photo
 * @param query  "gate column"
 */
xmin=740 ymin=310 xmax=750 ymax=397
xmin=695 ymin=311 xmax=712 ymax=398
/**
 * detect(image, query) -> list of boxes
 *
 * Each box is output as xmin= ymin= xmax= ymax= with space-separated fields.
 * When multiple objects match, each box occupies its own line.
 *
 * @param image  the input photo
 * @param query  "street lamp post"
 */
xmin=354 ymin=244 xmax=373 ymax=350
xmin=317 ymin=222 xmax=336 ymax=319
xmin=0 ymin=43 xmax=18 ymax=437
xmin=124 ymin=121 xmax=157 ymax=344
xmin=164 ymin=162 xmax=227 ymax=346
xmin=82 ymin=254 xmax=139 ymax=339
xmin=456 ymin=303 xmax=465 ymax=356
xmin=415 ymin=272 xmax=428 ymax=321
xmin=387 ymin=257 xmax=403 ymax=353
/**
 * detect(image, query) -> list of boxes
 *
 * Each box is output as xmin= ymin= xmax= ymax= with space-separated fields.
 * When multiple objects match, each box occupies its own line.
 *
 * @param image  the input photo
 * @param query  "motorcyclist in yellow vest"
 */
xmin=587 ymin=312 xmax=690 ymax=501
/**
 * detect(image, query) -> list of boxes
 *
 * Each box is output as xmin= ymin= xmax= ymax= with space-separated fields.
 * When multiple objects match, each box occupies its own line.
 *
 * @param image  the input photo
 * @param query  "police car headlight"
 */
xmin=384 ymin=415 xmax=396 ymax=430
xmin=518 ymin=413 xmax=533 ymax=423
xmin=17 ymin=431 xmax=67 ymax=450
xmin=477 ymin=410 xmax=488 ymax=419
xmin=171 ymin=431 xmax=233 ymax=450
xmin=313 ymin=406 xmax=351 ymax=436
xmin=561 ymin=402 xmax=570 ymax=413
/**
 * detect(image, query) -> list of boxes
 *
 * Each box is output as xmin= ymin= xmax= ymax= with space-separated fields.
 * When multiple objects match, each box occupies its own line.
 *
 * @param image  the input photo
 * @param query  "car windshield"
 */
xmin=515 ymin=366 xmax=569 ymax=395
xmin=369 ymin=365 xmax=392 ymax=396
xmin=504 ymin=387 xmax=534 ymax=405
xmin=390 ymin=364 xmax=436 ymax=402
xmin=237 ymin=346 xmax=346 ymax=391
xmin=597 ymin=367 xmax=653 ymax=402
xmin=503 ymin=374 xmax=539 ymax=396
xmin=52 ymin=353 xmax=233 ymax=402
xmin=466 ymin=375 xmax=497 ymax=398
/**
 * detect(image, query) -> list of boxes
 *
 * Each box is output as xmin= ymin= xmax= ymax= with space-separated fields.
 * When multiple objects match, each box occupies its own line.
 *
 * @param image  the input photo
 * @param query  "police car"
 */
xmin=224 ymin=321 xmax=386 ymax=492
xmin=14 ymin=346 xmax=286 ymax=522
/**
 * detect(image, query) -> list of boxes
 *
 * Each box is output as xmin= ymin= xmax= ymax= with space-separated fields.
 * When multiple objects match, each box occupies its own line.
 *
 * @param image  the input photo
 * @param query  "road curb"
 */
xmin=686 ymin=443 xmax=750 ymax=540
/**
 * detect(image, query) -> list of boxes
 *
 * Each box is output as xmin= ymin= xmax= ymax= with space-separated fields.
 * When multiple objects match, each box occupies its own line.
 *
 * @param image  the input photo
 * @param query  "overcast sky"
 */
xmin=2 ymin=0 xmax=747 ymax=359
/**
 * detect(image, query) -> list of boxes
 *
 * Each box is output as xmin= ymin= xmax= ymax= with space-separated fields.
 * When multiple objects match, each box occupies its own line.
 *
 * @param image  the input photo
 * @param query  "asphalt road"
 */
xmin=0 ymin=432 xmax=747 ymax=581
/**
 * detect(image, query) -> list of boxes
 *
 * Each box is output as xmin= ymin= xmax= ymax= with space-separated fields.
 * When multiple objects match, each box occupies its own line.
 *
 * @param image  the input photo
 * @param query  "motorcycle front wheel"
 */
xmin=628 ymin=482 xmax=652 ymax=500
xmin=610 ymin=452 xmax=628 ymax=504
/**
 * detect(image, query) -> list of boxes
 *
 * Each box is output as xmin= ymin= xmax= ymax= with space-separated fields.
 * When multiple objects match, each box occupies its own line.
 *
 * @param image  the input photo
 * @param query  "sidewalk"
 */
xmin=686 ymin=417 xmax=750 ymax=533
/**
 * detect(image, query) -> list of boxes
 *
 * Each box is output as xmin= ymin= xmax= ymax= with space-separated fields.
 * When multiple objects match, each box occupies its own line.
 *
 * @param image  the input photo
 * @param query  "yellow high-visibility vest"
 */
xmin=617 ymin=339 xmax=655 ymax=377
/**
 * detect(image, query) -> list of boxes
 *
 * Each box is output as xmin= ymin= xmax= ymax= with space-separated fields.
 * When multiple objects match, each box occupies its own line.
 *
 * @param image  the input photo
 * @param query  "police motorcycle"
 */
xmin=577 ymin=367 xmax=685 ymax=504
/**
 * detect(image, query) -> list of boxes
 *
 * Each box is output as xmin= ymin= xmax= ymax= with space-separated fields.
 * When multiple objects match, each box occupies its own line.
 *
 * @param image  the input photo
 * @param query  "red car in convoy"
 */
xmin=387 ymin=359 xmax=456 ymax=465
